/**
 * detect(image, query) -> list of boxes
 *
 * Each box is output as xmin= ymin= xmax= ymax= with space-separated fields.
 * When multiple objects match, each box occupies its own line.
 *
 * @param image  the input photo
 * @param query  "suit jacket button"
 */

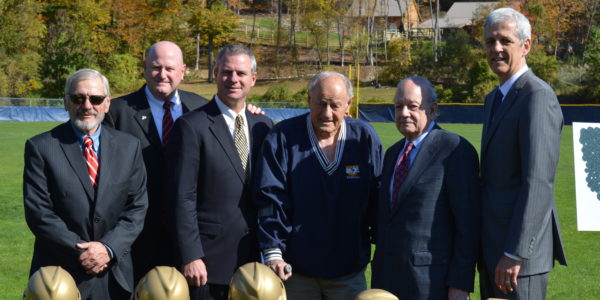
xmin=94 ymin=217 xmax=101 ymax=223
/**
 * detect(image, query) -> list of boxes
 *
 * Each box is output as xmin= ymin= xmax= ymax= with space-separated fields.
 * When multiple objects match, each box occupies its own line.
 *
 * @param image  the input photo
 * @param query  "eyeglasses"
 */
xmin=69 ymin=94 xmax=106 ymax=105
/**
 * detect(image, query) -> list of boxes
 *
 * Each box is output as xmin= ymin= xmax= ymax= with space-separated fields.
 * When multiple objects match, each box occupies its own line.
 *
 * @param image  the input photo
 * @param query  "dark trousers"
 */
xmin=190 ymin=283 xmax=229 ymax=300
xmin=79 ymin=271 xmax=130 ymax=300
xmin=479 ymin=263 xmax=549 ymax=300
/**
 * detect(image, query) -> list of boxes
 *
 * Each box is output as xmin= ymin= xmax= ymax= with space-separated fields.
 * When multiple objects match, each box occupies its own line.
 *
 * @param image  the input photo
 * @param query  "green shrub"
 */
xmin=104 ymin=53 xmax=144 ymax=93
xmin=262 ymin=84 xmax=294 ymax=102
xmin=434 ymin=85 xmax=453 ymax=103
xmin=582 ymin=27 xmax=600 ymax=102
xmin=528 ymin=47 xmax=559 ymax=87
xmin=292 ymin=88 xmax=308 ymax=102
xmin=379 ymin=37 xmax=412 ymax=85
xmin=466 ymin=57 xmax=497 ymax=102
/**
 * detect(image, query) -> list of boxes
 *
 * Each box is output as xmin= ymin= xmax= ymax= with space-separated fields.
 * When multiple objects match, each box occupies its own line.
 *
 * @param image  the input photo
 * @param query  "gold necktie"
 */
xmin=234 ymin=115 xmax=249 ymax=173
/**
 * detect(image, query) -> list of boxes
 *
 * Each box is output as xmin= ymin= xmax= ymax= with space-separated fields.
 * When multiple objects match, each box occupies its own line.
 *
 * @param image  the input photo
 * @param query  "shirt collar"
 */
xmin=144 ymin=85 xmax=181 ymax=107
xmin=499 ymin=65 xmax=529 ymax=98
xmin=405 ymin=121 xmax=436 ymax=149
xmin=70 ymin=121 xmax=102 ymax=151
xmin=214 ymin=94 xmax=246 ymax=119
xmin=306 ymin=113 xmax=346 ymax=175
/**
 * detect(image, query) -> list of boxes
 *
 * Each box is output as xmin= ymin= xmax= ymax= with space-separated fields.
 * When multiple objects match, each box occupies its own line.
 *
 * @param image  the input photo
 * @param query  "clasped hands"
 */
xmin=77 ymin=241 xmax=111 ymax=275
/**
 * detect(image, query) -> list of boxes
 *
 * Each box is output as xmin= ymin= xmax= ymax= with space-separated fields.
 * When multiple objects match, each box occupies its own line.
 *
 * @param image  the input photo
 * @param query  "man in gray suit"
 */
xmin=479 ymin=8 xmax=567 ymax=299
xmin=371 ymin=76 xmax=480 ymax=300
xmin=24 ymin=69 xmax=148 ymax=299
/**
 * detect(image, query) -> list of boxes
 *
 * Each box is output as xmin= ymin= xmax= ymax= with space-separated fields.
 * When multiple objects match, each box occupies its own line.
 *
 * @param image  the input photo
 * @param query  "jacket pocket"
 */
xmin=197 ymin=220 xmax=222 ymax=238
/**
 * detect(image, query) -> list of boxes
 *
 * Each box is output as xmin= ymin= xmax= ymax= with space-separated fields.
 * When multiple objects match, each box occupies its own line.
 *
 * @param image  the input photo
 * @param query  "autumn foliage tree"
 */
xmin=582 ymin=27 xmax=600 ymax=102
xmin=0 ymin=0 xmax=45 ymax=97
xmin=189 ymin=3 xmax=239 ymax=82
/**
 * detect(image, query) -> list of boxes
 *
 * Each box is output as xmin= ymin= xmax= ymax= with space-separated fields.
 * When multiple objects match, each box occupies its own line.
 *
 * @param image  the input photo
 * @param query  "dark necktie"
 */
xmin=83 ymin=137 xmax=99 ymax=190
xmin=234 ymin=115 xmax=249 ymax=174
xmin=390 ymin=142 xmax=414 ymax=209
xmin=162 ymin=100 xmax=173 ymax=147
xmin=490 ymin=89 xmax=503 ymax=119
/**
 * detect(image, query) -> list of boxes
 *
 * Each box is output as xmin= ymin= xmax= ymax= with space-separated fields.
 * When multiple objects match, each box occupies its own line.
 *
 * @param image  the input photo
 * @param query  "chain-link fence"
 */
xmin=0 ymin=97 xmax=63 ymax=107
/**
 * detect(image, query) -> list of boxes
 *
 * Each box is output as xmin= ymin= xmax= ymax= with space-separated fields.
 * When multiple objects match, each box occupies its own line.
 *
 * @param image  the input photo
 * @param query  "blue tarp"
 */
xmin=359 ymin=104 xmax=600 ymax=125
xmin=1 ymin=105 xmax=598 ymax=125
xmin=0 ymin=107 xmax=308 ymax=122
xmin=359 ymin=104 xmax=485 ymax=123
xmin=262 ymin=108 xmax=310 ymax=122
xmin=0 ymin=107 xmax=68 ymax=122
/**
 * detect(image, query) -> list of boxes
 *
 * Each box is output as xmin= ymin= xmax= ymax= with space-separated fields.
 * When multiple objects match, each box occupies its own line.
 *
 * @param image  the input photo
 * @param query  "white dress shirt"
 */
xmin=214 ymin=95 xmax=250 ymax=143
xmin=498 ymin=65 xmax=529 ymax=101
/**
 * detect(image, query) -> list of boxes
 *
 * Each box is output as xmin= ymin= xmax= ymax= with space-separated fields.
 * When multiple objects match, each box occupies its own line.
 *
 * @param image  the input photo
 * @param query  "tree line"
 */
xmin=1 ymin=0 xmax=599 ymax=102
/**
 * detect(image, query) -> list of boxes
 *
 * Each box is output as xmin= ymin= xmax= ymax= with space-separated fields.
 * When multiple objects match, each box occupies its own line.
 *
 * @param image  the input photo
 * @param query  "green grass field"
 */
xmin=0 ymin=122 xmax=597 ymax=299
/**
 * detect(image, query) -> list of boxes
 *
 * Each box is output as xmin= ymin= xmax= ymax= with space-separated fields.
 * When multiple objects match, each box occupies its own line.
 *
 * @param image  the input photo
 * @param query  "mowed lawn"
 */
xmin=0 ymin=121 xmax=597 ymax=299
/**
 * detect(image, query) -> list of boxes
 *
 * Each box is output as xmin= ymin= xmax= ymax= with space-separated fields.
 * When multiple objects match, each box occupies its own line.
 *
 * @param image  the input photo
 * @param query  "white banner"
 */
xmin=573 ymin=122 xmax=600 ymax=231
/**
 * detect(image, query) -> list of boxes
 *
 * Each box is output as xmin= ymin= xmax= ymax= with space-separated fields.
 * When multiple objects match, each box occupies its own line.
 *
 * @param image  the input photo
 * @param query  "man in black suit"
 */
xmin=371 ymin=76 xmax=480 ymax=300
xmin=104 ymin=41 xmax=209 ymax=283
xmin=24 ymin=68 xmax=148 ymax=299
xmin=479 ymin=8 xmax=567 ymax=299
xmin=167 ymin=44 xmax=272 ymax=300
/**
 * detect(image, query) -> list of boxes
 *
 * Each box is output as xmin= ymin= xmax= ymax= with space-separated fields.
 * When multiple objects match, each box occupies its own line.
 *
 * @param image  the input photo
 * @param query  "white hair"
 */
xmin=484 ymin=7 xmax=531 ymax=45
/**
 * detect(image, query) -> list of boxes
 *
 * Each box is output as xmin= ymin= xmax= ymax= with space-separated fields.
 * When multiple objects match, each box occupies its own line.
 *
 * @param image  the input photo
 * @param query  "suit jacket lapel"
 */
xmin=95 ymin=127 xmax=114 ymax=203
xmin=482 ymin=70 xmax=532 ymax=156
xmin=389 ymin=127 xmax=443 ymax=219
xmin=58 ymin=122 xmax=94 ymax=201
xmin=206 ymin=100 xmax=247 ymax=182
xmin=180 ymin=90 xmax=206 ymax=113
xmin=381 ymin=141 xmax=402 ymax=213
xmin=131 ymin=87 xmax=161 ymax=149
xmin=481 ymin=88 xmax=498 ymax=155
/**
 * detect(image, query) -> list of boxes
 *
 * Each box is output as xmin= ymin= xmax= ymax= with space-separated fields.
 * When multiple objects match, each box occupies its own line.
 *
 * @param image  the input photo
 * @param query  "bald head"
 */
xmin=143 ymin=41 xmax=186 ymax=101
xmin=146 ymin=41 xmax=184 ymax=64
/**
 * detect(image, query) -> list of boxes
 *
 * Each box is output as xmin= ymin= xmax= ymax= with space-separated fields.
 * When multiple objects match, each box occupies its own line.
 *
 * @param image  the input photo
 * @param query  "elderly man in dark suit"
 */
xmin=479 ymin=7 xmax=567 ymax=300
xmin=167 ymin=44 xmax=272 ymax=300
xmin=371 ymin=76 xmax=480 ymax=300
xmin=104 ymin=41 xmax=208 ymax=283
xmin=24 ymin=68 xmax=148 ymax=299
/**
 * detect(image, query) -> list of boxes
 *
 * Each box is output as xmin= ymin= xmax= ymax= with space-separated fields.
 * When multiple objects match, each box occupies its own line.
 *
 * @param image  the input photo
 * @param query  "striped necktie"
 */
xmin=162 ymin=100 xmax=174 ymax=147
xmin=83 ymin=137 xmax=99 ymax=190
xmin=390 ymin=142 xmax=413 ymax=209
xmin=234 ymin=114 xmax=249 ymax=174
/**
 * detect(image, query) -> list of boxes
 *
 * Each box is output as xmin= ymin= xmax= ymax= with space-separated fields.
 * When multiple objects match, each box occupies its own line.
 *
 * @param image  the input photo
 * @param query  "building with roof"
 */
xmin=349 ymin=0 xmax=420 ymax=34
xmin=416 ymin=1 xmax=497 ymax=33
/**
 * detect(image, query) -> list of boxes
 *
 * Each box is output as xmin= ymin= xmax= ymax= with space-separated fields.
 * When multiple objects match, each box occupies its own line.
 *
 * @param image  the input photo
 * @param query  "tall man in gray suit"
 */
xmin=24 ymin=69 xmax=148 ymax=299
xmin=371 ymin=76 xmax=480 ymax=300
xmin=104 ymin=41 xmax=209 ymax=283
xmin=479 ymin=8 xmax=567 ymax=299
